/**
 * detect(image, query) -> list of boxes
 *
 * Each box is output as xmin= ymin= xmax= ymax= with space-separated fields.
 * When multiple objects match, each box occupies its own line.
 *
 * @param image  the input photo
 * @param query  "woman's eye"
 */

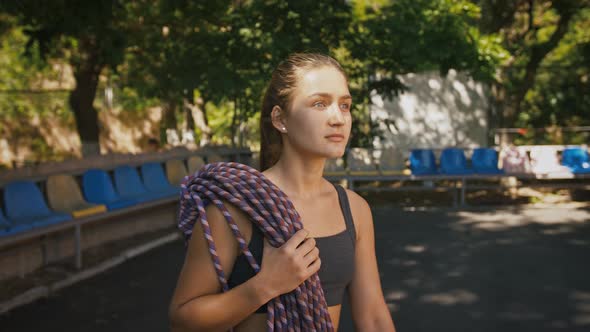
xmin=313 ymin=101 xmax=326 ymax=108
xmin=340 ymin=103 xmax=351 ymax=110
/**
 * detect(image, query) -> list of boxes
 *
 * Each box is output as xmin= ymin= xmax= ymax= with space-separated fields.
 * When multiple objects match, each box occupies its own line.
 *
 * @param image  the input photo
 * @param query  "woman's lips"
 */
xmin=326 ymin=135 xmax=345 ymax=142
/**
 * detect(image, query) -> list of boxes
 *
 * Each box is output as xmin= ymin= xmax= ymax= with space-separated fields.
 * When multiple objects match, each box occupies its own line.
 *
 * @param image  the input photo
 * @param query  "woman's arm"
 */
xmin=169 ymin=200 xmax=321 ymax=332
xmin=346 ymin=189 xmax=397 ymax=332
xmin=170 ymin=276 xmax=273 ymax=332
xmin=168 ymin=202 xmax=273 ymax=332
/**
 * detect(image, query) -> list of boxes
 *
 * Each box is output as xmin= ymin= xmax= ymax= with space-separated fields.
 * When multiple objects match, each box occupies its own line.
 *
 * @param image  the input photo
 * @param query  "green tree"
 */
xmin=518 ymin=7 xmax=590 ymax=143
xmin=341 ymin=0 xmax=504 ymax=147
xmin=1 ymin=1 xmax=130 ymax=155
xmin=477 ymin=0 xmax=590 ymax=129
xmin=121 ymin=0 xmax=352 ymax=147
xmin=0 ymin=17 xmax=74 ymax=165
xmin=119 ymin=1 xmax=231 ymax=145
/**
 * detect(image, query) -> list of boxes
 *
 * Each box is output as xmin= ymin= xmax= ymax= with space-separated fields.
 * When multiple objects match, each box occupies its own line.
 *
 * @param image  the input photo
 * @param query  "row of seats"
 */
xmin=562 ymin=147 xmax=590 ymax=173
xmin=410 ymin=148 xmax=504 ymax=175
xmin=412 ymin=146 xmax=590 ymax=175
xmin=324 ymin=146 xmax=590 ymax=176
xmin=0 ymin=155 xmax=214 ymax=237
xmin=501 ymin=145 xmax=590 ymax=175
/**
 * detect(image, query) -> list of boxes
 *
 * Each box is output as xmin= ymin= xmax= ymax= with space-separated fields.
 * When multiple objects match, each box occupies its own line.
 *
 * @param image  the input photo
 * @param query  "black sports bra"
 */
xmin=227 ymin=183 xmax=356 ymax=313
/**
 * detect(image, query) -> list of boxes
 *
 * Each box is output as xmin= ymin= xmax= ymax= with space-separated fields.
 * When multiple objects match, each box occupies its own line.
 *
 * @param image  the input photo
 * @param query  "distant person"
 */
xmin=169 ymin=53 xmax=397 ymax=331
xmin=500 ymin=144 xmax=531 ymax=174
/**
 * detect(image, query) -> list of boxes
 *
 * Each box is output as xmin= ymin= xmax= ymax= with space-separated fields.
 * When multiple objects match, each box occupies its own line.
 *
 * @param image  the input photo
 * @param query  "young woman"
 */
xmin=169 ymin=53 xmax=397 ymax=331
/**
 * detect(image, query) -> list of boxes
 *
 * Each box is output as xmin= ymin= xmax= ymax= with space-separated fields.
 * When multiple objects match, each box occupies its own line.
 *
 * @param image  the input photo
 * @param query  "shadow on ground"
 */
xmin=346 ymin=204 xmax=590 ymax=332
xmin=1 ymin=203 xmax=590 ymax=332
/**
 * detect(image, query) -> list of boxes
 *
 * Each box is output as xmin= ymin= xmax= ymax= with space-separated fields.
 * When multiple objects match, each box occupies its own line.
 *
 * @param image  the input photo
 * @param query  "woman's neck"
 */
xmin=262 ymin=154 xmax=328 ymax=200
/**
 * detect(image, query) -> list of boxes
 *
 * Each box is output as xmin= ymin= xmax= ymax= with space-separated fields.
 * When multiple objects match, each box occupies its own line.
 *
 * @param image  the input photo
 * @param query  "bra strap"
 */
xmin=333 ymin=183 xmax=357 ymax=249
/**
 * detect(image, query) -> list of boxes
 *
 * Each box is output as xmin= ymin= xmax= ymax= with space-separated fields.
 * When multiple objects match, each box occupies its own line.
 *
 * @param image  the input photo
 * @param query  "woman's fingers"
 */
xmin=296 ymin=237 xmax=316 ymax=255
xmin=303 ymin=246 xmax=320 ymax=267
xmin=307 ymin=256 xmax=322 ymax=274
xmin=283 ymin=229 xmax=309 ymax=252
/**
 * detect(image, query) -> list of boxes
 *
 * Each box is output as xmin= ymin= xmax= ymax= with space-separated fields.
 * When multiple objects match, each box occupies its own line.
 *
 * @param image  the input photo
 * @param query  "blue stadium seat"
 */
xmin=82 ymin=169 xmax=138 ymax=210
xmin=409 ymin=149 xmax=438 ymax=175
xmin=440 ymin=148 xmax=474 ymax=175
xmin=562 ymin=147 xmax=590 ymax=174
xmin=140 ymin=163 xmax=180 ymax=198
xmin=3 ymin=181 xmax=72 ymax=229
xmin=472 ymin=148 xmax=504 ymax=174
xmin=113 ymin=166 xmax=166 ymax=202
xmin=0 ymin=207 xmax=32 ymax=237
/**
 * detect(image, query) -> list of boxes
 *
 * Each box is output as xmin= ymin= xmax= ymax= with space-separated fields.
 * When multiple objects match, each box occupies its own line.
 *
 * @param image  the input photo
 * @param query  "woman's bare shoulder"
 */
xmin=342 ymin=188 xmax=372 ymax=239
xmin=169 ymin=200 xmax=251 ymax=311
xmin=343 ymin=187 xmax=370 ymax=208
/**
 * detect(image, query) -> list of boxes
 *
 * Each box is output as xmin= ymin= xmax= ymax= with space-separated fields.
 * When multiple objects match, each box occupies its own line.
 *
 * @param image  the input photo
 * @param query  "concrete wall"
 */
xmin=370 ymin=70 xmax=491 ymax=155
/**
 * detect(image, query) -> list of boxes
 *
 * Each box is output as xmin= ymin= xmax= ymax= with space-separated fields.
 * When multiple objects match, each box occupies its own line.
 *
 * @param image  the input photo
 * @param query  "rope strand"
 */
xmin=178 ymin=161 xmax=334 ymax=332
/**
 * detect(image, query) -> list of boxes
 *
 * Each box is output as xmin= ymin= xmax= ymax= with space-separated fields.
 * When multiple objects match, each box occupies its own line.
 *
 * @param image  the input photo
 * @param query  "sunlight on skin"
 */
xmin=277 ymin=65 xmax=352 ymax=162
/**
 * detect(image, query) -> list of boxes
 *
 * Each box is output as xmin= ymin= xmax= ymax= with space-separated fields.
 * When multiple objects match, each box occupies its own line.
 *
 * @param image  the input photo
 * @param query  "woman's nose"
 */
xmin=328 ymin=103 xmax=345 ymax=126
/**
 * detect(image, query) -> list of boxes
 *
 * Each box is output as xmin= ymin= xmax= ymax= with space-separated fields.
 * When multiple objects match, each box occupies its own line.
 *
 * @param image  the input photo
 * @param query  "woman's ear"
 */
xmin=271 ymin=105 xmax=287 ymax=133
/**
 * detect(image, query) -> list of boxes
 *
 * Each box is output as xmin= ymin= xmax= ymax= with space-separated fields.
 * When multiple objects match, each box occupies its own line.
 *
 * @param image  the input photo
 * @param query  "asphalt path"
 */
xmin=2 ymin=204 xmax=590 ymax=332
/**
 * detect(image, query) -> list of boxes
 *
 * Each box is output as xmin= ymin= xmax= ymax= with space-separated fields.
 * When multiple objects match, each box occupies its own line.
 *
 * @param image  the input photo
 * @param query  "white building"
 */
xmin=370 ymin=69 xmax=491 ymax=156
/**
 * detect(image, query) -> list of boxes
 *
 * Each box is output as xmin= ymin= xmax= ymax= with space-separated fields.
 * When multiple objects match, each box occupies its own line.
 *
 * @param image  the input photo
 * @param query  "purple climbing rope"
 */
xmin=177 ymin=161 xmax=334 ymax=332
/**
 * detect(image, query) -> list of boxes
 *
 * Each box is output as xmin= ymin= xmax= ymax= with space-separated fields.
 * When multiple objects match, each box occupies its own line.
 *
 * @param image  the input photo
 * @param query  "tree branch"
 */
xmin=512 ymin=8 xmax=575 ymax=116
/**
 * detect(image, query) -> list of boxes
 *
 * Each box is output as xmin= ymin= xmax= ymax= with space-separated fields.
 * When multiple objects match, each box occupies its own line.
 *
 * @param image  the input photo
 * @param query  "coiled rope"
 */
xmin=178 ymin=161 xmax=334 ymax=332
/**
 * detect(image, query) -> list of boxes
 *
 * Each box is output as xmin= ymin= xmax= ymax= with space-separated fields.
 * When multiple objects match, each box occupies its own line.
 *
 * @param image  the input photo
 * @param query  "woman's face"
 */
xmin=282 ymin=66 xmax=352 ymax=159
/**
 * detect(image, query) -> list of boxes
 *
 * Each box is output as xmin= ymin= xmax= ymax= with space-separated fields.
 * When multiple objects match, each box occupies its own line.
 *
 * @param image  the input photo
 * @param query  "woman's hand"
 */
xmin=256 ymin=229 xmax=321 ymax=298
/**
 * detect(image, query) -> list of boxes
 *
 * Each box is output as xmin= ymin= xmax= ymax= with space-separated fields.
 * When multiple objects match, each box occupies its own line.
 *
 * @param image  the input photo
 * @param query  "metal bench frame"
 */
xmin=326 ymin=172 xmax=590 ymax=206
xmin=0 ymin=197 xmax=177 ymax=270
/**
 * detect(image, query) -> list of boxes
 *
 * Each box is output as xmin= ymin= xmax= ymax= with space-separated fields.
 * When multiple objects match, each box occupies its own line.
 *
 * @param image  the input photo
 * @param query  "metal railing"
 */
xmin=326 ymin=172 xmax=590 ymax=207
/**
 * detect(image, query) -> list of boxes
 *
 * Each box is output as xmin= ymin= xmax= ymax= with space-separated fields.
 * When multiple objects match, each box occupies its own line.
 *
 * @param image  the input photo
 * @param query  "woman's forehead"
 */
xmin=296 ymin=66 xmax=349 ymax=97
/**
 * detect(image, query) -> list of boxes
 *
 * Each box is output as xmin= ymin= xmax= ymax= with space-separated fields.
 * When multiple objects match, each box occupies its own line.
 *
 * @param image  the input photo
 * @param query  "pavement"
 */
xmin=1 ymin=203 xmax=590 ymax=332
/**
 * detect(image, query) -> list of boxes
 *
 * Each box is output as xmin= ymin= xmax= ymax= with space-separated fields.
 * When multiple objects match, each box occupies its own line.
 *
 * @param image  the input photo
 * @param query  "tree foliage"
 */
xmin=477 ymin=0 xmax=590 ymax=131
xmin=1 ymin=0 xmax=589 ymax=159
xmin=520 ymin=6 xmax=590 ymax=130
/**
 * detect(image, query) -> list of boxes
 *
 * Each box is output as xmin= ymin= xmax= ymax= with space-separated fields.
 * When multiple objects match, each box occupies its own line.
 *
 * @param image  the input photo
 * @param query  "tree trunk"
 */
xmin=68 ymin=40 xmax=104 ymax=156
xmin=230 ymin=96 xmax=238 ymax=148
xmin=201 ymin=96 xmax=211 ymax=145
xmin=503 ymin=9 xmax=574 ymax=127
xmin=185 ymin=106 xmax=195 ymax=131
xmin=238 ymin=97 xmax=247 ymax=148
xmin=512 ymin=11 xmax=573 ymax=116
xmin=161 ymin=100 xmax=178 ymax=145
xmin=183 ymin=97 xmax=211 ymax=147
